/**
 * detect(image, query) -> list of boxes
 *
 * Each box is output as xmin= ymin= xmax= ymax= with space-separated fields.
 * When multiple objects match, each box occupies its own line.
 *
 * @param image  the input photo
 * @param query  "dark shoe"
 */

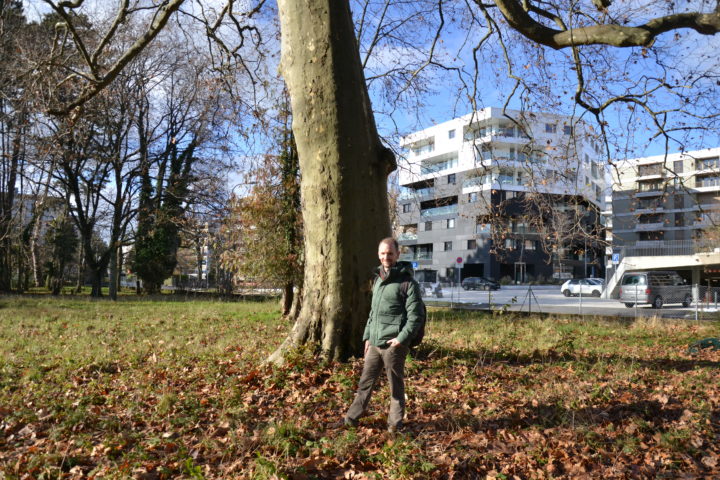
xmin=331 ymin=417 xmax=358 ymax=429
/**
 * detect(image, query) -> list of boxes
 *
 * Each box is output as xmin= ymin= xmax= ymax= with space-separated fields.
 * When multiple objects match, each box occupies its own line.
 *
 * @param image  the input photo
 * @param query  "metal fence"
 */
xmin=424 ymin=284 xmax=720 ymax=321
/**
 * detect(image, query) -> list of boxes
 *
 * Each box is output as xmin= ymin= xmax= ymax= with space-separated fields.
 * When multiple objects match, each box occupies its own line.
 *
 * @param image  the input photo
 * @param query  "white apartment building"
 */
xmin=396 ymin=107 xmax=608 ymax=283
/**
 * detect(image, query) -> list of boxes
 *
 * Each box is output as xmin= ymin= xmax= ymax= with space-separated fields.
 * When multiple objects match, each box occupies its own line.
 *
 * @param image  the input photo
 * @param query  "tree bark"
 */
xmin=281 ymin=281 xmax=294 ymax=316
xmin=109 ymin=244 xmax=118 ymax=300
xmin=270 ymin=0 xmax=396 ymax=363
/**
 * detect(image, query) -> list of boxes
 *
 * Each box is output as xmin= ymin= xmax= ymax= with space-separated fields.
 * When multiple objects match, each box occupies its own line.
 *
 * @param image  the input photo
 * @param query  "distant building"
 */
xmin=396 ymin=107 xmax=608 ymax=284
xmin=606 ymin=147 xmax=720 ymax=293
xmin=612 ymin=147 xmax=720 ymax=244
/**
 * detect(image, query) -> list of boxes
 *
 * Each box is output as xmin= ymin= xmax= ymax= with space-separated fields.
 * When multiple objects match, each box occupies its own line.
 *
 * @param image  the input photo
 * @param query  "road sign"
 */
xmin=612 ymin=253 xmax=620 ymax=265
xmin=412 ymin=261 xmax=418 ymax=269
xmin=456 ymin=257 xmax=463 ymax=264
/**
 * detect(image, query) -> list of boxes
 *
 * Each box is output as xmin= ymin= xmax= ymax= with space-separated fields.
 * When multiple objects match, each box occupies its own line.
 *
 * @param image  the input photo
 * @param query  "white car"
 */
xmin=561 ymin=278 xmax=603 ymax=297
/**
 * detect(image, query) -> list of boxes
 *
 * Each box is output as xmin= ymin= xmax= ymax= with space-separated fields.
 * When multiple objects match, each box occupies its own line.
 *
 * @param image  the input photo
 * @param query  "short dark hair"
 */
xmin=379 ymin=237 xmax=399 ymax=252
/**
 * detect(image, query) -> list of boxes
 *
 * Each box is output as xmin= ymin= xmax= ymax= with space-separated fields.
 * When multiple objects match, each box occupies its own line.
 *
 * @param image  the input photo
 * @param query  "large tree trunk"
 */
xmin=89 ymin=267 xmax=103 ymax=297
xmin=270 ymin=0 xmax=396 ymax=363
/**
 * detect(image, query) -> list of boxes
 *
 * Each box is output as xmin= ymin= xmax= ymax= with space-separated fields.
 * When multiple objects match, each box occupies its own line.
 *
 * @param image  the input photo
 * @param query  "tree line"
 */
xmin=0 ymin=2 xmax=260 ymax=297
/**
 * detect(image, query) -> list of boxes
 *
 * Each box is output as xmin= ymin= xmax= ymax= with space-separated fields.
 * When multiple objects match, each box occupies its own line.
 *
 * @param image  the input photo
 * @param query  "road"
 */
xmin=423 ymin=286 xmax=714 ymax=319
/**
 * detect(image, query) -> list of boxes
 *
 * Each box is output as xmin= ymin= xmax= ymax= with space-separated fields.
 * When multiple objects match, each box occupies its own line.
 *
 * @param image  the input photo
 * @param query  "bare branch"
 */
xmin=489 ymin=0 xmax=720 ymax=48
xmin=47 ymin=0 xmax=186 ymax=116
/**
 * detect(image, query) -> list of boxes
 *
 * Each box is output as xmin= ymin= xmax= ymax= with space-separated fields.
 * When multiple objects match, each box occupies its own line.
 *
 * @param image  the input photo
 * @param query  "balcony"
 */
xmin=695 ymin=158 xmax=720 ymax=171
xmin=410 ymin=143 xmax=435 ymax=157
xmin=696 ymin=176 xmax=720 ymax=189
xmin=397 ymin=232 xmax=418 ymax=242
xmin=399 ymin=252 xmax=433 ymax=261
xmin=463 ymin=176 xmax=488 ymax=188
xmin=634 ymin=222 xmax=665 ymax=232
xmin=465 ymin=125 xmax=530 ymax=143
xmin=398 ymin=187 xmax=435 ymax=200
xmin=636 ymin=184 xmax=664 ymax=197
xmin=635 ymin=206 xmax=663 ymax=214
xmin=420 ymin=156 xmax=458 ymax=175
xmin=637 ymin=166 xmax=664 ymax=180
xmin=420 ymin=204 xmax=459 ymax=218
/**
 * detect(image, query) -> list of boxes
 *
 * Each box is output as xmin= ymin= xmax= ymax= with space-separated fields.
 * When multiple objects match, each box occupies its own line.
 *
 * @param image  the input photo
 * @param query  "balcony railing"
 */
xmin=463 ymin=176 xmax=486 ymax=188
xmin=637 ymin=166 xmax=663 ymax=177
xmin=397 ymin=232 xmax=418 ymax=241
xmin=463 ymin=174 xmax=526 ymax=189
xmin=398 ymin=187 xmax=435 ymax=200
xmin=696 ymin=176 xmax=720 ymax=188
xmin=465 ymin=126 xmax=530 ymax=141
xmin=621 ymin=239 xmax=719 ymax=257
xmin=696 ymin=158 xmax=720 ymax=170
xmin=637 ymin=181 xmax=663 ymax=191
xmin=420 ymin=204 xmax=459 ymax=218
xmin=420 ymin=158 xmax=458 ymax=175
xmin=634 ymin=222 xmax=665 ymax=232
xmin=399 ymin=252 xmax=433 ymax=261
xmin=411 ymin=143 xmax=435 ymax=156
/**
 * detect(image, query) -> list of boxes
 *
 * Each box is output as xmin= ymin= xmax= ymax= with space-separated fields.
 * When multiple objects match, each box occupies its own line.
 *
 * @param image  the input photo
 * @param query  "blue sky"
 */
xmin=23 ymin=0 xmax=720 ymax=164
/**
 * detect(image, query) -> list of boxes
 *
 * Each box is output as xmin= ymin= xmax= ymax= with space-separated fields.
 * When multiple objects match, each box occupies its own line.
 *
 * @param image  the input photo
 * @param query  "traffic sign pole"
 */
xmin=456 ymin=257 xmax=463 ymax=303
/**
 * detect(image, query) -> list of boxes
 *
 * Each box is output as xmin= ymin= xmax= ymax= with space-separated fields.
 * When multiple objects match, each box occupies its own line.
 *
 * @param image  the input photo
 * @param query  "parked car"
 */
xmin=461 ymin=277 xmax=500 ymax=291
xmin=619 ymin=271 xmax=692 ymax=309
xmin=561 ymin=278 xmax=603 ymax=297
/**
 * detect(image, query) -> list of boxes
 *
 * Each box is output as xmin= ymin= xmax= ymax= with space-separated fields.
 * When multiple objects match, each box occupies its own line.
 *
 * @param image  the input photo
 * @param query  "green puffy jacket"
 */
xmin=363 ymin=262 xmax=424 ymax=348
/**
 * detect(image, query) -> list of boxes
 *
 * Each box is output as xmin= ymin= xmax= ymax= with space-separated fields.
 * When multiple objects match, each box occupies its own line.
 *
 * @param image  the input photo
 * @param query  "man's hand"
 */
xmin=364 ymin=340 xmax=370 ymax=356
xmin=387 ymin=338 xmax=401 ymax=348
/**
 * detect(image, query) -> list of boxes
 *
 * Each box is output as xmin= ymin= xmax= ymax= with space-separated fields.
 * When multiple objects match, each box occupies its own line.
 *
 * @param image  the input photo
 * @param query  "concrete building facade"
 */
xmin=606 ymin=147 xmax=720 ymax=293
xmin=612 ymin=147 xmax=720 ymax=244
xmin=396 ymin=107 xmax=608 ymax=284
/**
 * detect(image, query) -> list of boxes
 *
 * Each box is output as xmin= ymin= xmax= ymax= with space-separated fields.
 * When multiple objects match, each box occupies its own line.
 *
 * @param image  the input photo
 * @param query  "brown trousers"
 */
xmin=346 ymin=344 xmax=408 ymax=428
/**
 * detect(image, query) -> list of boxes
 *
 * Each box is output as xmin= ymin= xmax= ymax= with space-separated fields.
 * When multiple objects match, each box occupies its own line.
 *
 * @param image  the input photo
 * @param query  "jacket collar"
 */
xmin=376 ymin=261 xmax=414 ymax=282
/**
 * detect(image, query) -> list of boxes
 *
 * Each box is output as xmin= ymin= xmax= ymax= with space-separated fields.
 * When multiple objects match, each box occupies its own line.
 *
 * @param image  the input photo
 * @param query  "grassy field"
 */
xmin=1 ymin=296 xmax=719 ymax=479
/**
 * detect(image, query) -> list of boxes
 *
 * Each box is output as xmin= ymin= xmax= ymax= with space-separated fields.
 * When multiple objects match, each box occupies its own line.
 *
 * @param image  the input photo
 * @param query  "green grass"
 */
xmin=1 ymin=298 xmax=719 ymax=478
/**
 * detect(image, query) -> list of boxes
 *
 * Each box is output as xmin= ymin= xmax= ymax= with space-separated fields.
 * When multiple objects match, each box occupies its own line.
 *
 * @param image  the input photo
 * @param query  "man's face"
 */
xmin=378 ymin=241 xmax=399 ymax=269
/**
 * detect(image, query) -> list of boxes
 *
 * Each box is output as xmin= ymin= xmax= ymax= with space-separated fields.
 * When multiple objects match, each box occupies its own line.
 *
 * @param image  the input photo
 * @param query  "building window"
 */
xmin=674 ymin=160 xmax=684 ymax=174
xmin=444 ymin=241 xmax=453 ymax=251
xmin=446 ymin=218 xmax=455 ymax=229
xmin=467 ymin=239 xmax=477 ymax=250
xmin=448 ymin=129 xmax=456 ymax=139
xmin=425 ymin=221 xmax=432 ymax=231
xmin=468 ymin=192 xmax=478 ymax=203
xmin=476 ymin=223 xmax=490 ymax=235
xmin=447 ymin=173 xmax=456 ymax=185
xmin=402 ymin=203 xmax=411 ymax=213
xmin=545 ymin=123 xmax=557 ymax=133
xmin=563 ymin=125 xmax=572 ymax=135
xmin=524 ymin=240 xmax=536 ymax=251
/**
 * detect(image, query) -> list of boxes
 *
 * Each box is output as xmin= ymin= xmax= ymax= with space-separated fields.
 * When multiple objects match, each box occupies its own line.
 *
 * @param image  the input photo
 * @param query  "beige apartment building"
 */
xmin=607 ymin=147 xmax=720 ymax=292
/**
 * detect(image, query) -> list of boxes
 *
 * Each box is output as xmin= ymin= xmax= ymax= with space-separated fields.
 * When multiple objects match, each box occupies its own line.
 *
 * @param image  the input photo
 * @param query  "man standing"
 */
xmin=343 ymin=237 xmax=424 ymax=432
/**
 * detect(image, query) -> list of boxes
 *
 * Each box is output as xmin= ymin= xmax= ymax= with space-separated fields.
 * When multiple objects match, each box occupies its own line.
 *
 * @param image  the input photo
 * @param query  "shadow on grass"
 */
xmin=413 ymin=340 xmax=720 ymax=373
xmin=410 ymin=400 xmax=691 ymax=435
